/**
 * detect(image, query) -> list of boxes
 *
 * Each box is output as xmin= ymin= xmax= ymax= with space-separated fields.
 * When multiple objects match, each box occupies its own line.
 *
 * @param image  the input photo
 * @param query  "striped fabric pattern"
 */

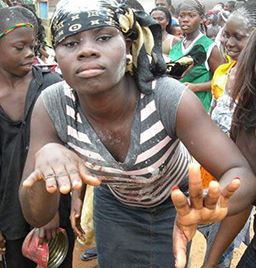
xmin=61 ymin=81 xmax=189 ymax=207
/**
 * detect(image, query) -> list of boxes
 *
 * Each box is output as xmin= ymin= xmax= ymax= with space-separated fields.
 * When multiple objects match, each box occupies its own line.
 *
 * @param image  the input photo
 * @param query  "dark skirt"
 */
xmin=93 ymin=181 xmax=189 ymax=268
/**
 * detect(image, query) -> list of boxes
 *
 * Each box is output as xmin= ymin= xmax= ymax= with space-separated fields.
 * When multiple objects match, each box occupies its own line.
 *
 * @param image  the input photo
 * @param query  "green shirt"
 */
xmin=169 ymin=33 xmax=215 ymax=111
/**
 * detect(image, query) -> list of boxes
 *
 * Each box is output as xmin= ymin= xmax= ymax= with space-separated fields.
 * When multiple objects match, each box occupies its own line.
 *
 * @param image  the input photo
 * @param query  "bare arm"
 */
xmin=176 ymin=89 xmax=256 ymax=214
xmin=19 ymin=97 xmax=63 ymax=227
xmin=202 ymin=206 xmax=252 ymax=268
xmin=185 ymin=45 xmax=225 ymax=93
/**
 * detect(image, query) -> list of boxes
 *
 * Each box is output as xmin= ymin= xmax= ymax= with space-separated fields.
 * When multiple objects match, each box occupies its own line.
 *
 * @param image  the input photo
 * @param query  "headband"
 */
xmin=0 ymin=23 xmax=33 ymax=39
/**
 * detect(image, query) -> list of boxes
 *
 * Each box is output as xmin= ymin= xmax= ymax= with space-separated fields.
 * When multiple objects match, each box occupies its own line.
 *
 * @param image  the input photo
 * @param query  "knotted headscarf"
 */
xmin=51 ymin=0 xmax=166 ymax=94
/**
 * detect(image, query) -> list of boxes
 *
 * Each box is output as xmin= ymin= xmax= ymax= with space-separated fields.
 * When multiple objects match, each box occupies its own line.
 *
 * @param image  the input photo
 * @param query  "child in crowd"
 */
xmin=169 ymin=0 xmax=224 ymax=111
xmin=0 ymin=6 xmax=73 ymax=267
xmin=19 ymin=0 xmax=255 ymax=267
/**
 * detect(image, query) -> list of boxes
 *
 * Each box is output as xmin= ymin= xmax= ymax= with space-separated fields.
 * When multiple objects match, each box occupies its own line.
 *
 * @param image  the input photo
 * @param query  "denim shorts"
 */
xmin=93 ymin=180 xmax=189 ymax=268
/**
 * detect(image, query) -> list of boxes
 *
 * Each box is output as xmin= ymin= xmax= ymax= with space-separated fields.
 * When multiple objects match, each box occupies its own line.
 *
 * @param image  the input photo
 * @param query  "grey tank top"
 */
xmin=41 ymin=76 xmax=190 ymax=207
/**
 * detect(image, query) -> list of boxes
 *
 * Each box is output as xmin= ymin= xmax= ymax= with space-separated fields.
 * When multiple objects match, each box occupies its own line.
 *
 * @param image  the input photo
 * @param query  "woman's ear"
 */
xmin=126 ymin=38 xmax=132 ymax=54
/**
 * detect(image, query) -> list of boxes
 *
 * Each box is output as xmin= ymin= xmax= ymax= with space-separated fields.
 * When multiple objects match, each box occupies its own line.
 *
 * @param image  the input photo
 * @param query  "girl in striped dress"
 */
xmin=19 ymin=1 xmax=255 ymax=267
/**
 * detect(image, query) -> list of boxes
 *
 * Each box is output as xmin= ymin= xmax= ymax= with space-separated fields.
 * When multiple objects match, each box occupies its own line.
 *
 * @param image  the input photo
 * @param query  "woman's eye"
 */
xmin=97 ymin=35 xmax=112 ymax=42
xmin=63 ymin=41 xmax=79 ymax=48
xmin=15 ymin=46 xmax=24 ymax=51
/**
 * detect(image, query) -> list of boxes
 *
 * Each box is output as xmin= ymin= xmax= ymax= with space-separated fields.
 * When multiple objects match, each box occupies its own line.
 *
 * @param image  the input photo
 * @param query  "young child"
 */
xmin=0 ymin=6 xmax=73 ymax=267
xmin=169 ymin=0 xmax=224 ymax=111
xmin=19 ymin=1 xmax=255 ymax=267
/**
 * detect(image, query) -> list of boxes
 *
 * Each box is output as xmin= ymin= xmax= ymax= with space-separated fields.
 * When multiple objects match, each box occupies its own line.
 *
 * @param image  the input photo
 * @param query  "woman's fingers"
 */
xmin=220 ymin=178 xmax=240 ymax=208
xmin=203 ymin=180 xmax=221 ymax=209
xmin=79 ymin=161 xmax=101 ymax=186
xmin=22 ymin=169 xmax=44 ymax=187
xmin=171 ymin=187 xmax=190 ymax=217
xmin=66 ymin=164 xmax=83 ymax=190
xmin=189 ymin=162 xmax=203 ymax=209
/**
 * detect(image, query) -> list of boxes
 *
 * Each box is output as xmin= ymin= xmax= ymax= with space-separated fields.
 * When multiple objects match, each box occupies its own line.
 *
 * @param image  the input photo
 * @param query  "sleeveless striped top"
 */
xmin=41 ymin=76 xmax=190 ymax=208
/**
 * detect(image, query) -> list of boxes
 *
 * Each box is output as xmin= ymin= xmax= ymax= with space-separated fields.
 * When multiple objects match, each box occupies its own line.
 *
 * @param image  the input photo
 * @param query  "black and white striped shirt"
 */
xmin=42 ymin=76 xmax=190 ymax=208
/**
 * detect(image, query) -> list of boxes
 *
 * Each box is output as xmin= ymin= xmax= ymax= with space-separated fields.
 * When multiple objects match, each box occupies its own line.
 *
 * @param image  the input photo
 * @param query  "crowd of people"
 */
xmin=0 ymin=0 xmax=256 ymax=268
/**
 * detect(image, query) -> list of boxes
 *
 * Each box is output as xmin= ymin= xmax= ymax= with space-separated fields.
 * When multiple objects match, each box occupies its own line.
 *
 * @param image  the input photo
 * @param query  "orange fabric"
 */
xmin=200 ymin=166 xmax=216 ymax=188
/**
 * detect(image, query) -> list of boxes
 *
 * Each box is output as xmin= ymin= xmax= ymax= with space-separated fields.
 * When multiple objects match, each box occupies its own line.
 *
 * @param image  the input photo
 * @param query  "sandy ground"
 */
xmin=72 ymin=229 xmax=250 ymax=268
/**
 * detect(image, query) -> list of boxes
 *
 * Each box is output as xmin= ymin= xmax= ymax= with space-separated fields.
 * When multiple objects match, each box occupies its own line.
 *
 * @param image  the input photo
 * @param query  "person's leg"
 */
xmin=236 ymin=235 xmax=256 ymax=268
xmin=5 ymin=238 xmax=36 ymax=268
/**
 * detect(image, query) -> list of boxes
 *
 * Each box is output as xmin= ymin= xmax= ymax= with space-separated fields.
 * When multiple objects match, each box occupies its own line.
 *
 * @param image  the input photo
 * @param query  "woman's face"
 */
xmin=151 ymin=10 xmax=169 ymax=31
xmin=178 ymin=9 xmax=203 ymax=35
xmin=223 ymin=16 xmax=250 ymax=61
xmin=55 ymin=27 xmax=127 ymax=95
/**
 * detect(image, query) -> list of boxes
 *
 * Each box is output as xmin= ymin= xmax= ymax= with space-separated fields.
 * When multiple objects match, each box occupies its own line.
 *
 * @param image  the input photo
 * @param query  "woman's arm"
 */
xmin=19 ymin=97 xmax=63 ymax=227
xmin=176 ymin=89 xmax=256 ymax=214
xmin=184 ymin=46 xmax=225 ymax=93
xmin=19 ymin=97 xmax=101 ymax=227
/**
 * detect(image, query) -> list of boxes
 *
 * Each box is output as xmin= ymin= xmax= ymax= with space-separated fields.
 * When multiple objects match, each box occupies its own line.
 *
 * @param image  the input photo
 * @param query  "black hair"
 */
xmin=117 ymin=0 xmax=144 ymax=11
xmin=231 ymin=29 xmax=256 ymax=138
xmin=21 ymin=4 xmax=47 ymax=57
xmin=226 ymin=1 xmax=236 ymax=8
xmin=150 ymin=6 xmax=172 ymax=34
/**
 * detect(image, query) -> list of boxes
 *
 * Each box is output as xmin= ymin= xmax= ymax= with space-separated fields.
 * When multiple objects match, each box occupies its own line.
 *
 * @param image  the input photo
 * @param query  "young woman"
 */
xmin=169 ymin=0 xmax=224 ymax=111
xmin=19 ymin=1 xmax=255 ymax=267
xmin=150 ymin=6 xmax=180 ymax=61
xmin=150 ymin=7 xmax=180 ymax=62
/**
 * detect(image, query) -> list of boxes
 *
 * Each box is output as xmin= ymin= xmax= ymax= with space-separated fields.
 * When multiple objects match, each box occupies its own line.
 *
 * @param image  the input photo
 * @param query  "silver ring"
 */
xmin=44 ymin=173 xmax=56 ymax=180
xmin=55 ymin=171 xmax=68 ymax=178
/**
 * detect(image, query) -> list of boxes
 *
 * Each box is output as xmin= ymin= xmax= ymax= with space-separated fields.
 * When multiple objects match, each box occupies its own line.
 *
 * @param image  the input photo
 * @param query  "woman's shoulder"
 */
xmin=153 ymin=76 xmax=186 ymax=100
xmin=197 ymin=34 xmax=215 ymax=46
xmin=42 ymin=80 xmax=66 ymax=96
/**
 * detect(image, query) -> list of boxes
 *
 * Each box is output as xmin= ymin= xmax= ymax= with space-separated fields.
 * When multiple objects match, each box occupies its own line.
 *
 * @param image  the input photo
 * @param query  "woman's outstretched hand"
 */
xmin=171 ymin=162 xmax=240 ymax=268
xmin=22 ymin=143 xmax=101 ymax=194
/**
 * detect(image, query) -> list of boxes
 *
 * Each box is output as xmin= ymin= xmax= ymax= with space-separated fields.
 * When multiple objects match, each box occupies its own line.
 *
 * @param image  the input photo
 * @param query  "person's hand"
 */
xmin=70 ymin=189 xmax=85 ymax=241
xmin=37 ymin=212 xmax=60 ymax=245
xmin=23 ymin=143 xmax=101 ymax=194
xmin=171 ymin=162 xmax=240 ymax=268
xmin=183 ymin=82 xmax=196 ymax=92
xmin=0 ymin=231 xmax=6 ymax=256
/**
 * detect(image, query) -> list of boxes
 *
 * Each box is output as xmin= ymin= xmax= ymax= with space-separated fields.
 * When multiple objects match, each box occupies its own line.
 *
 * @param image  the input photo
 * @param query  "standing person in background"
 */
xmin=150 ymin=6 xmax=180 ymax=61
xmin=224 ymin=1 xmax=236 ymax=13
xmin=169 ymin=0 xmax=224 ymax=112
xmin=155 ymin=0 xmax=178 ymax=26
xmin=0 ymin=6 xmax=74 ymax=268
xmin=18 ymin=0 xmax=255 ymax=267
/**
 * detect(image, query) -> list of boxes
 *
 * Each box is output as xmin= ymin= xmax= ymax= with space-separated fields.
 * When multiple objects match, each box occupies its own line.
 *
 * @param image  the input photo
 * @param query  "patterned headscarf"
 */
xmin=50 ymin=0 xmax=166 ymax=94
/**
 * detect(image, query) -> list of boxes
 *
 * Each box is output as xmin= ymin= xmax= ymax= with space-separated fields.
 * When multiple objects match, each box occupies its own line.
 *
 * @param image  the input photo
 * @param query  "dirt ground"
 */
xmin=72 ymin=229 xmax=250 ymax=268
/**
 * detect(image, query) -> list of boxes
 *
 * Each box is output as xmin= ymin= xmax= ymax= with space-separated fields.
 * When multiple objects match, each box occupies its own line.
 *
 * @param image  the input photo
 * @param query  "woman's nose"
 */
xmin=77 ymin=41 xmax=99 ymax=60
